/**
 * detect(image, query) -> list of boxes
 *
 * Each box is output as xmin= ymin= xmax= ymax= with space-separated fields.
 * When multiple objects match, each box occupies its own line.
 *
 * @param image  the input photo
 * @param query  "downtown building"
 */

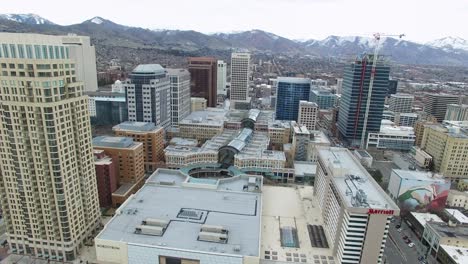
xmin=388 ymin=93 xmax=414 ymax=113
xmin=297 ymin=100 xmax=319 ymax=131
xmin=124 ymin=64 xmax=171 ymax=128
xmin=217 ymin=60 xmax=227 ymax=98
xmin=0 ymin=33 xmax=100 ymax=261
xmin=230 ymin=52 xmax=251 ymax=109
xmin=445 ymin=104 xmax=468 ymax=121
xmin=423 ymin=93 xmax=460 ymax=122
xmin=310 ymin=90 xmax=337 ymax=109
xmin=337 ymin=55 xmax=390 ymax=147
xmin=315 ymin=147 xmax=399 ymax=264
xmin=275 ymin=77 xmax=311 ymax=121
xmin=167 ymin=69 xmax=191 ymax=128
xmin=188 ymin=57 xmax=217 ymax=107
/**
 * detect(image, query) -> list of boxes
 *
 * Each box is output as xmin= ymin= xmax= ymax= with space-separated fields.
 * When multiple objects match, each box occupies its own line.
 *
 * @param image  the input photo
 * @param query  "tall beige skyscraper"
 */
xmin=230 ymin=52 xmax=251 ymax=109
xmin=0 ymin=33 xmax=100 ymax=261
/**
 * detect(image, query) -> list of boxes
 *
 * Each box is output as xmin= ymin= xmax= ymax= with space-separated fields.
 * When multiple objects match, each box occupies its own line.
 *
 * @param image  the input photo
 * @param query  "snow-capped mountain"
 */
xmin=426 ymin=37 xmax=468 ymax=52
xmin=0 ymin=13 xmax=55 ymax=25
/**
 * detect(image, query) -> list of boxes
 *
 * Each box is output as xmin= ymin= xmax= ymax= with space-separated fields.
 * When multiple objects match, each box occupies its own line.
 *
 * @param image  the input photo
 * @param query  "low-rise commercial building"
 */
xmin=422 ymin=222 xmax=468 ymax=257
xmin=366 ymin=120 xmax=415 ymax=151
xmin=113 ymin=122 xmax=165 ymax=172
xmin=178 ymin=108 xmax=228 ymax=142
xmin=406 ymin=212 xmax=444 ymax=239
xmin=437 ymin=245 xmax=468 ymax=264
xmin=411 ymin=146 xmax=433 ymax=168
xmin=191 ymin=97 xmax=207 ymax=112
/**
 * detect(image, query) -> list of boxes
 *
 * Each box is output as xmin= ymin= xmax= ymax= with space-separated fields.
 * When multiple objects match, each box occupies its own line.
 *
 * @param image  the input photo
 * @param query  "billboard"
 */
xmin=397 ymin=179 xmax=450 ymax=212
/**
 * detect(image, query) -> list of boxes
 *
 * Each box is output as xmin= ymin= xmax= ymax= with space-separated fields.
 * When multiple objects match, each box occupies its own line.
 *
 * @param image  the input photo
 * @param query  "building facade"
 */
xmin=423 ymin=93 xmax=460 ymax=122
xmin=125 ymin=64 xmax=171 ymax=128
xmin=217 ymin=60 xmax=227 ymax=96
xmin=387 ymin=79 xmax=398 ymax=95
xmin=94 ymin=150 xmax=118 ymax=208
xmin=113 ymin=122 xmax=165 ymax=172
xmin=190 ymin=97 xmax=207 ymax=112
xmin=188 ymin=57 xmax=217 ymax=107
xmin=167 ymin=69 xmax=191 ymax=128
xmin=314 ymin=147 xmax=399 ymax=264
xmin=297 ymin=100 xmax=318 ymax=131
xmin=337 ymin=55 xmax=390 ymax=147
xmin=366 ymin=121 xmax=416 ymax=151
xmin=275 ymin=77 xmax=311 ymax=121
xmin=0 ymin=33 xmax=100 ymax=261
xmin=388 ymin=93 xmax=414 ymax=113
xmin=310 ymin=90 xmax=337 ymax=109
xmin=445 ymin=104 xmax=468 ymax=121
xmin=230 ymin=52 xmax=251 ymax=109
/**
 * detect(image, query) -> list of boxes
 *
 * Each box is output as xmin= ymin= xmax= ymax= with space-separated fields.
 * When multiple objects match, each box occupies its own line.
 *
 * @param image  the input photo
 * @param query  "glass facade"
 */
xmin=310 ymin=90 xmax=337 ymax=109
xmin=337 ymin=57 xmax=390 ymax=146
xmin=275 ymin=78 xmax=311 ymax=121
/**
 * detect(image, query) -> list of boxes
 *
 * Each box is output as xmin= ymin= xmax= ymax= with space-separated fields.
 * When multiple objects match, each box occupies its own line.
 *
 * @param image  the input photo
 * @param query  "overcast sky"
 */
xmin=2 ymin=0 xmax=467 ymax=42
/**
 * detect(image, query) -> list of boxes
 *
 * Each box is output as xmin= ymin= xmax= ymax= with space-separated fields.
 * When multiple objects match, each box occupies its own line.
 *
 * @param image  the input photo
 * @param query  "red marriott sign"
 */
xmin=368 ymin=209 xmax=394 ymax=215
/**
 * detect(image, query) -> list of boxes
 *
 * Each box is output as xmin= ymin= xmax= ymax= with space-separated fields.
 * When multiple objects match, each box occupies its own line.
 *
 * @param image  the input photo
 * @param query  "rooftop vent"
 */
xmin=200 ymin=225 xmax=228 ymax=234
xmin=177 ymin=209 xmax=204 ymax=220
xmin=135 ymin=225 xmax=165 ymax=236
xmin=198 ymin=231 xmax=228 ymax=244
xmin=142 ymin=218 xmax=169 ymax=228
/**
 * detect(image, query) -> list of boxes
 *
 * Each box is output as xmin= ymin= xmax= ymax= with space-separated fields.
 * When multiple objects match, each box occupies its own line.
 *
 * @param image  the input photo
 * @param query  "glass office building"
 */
xmin=275 ymin=77 xmax=311 ymax=121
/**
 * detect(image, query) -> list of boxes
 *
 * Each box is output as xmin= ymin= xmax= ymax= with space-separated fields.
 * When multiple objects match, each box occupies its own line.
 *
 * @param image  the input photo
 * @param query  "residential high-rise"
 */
xmin=423 ymin=93 xmax=459 ymax=122
xmin=315 ymin=147 xmax=399 ymax=264
xmin=113 ymin=121 xmax=165 ymax=172
xmin=92 ymin=136 xmax=145 ymax=207
xmin=388 ymin=93 xmax=414 ymax=113
xmin=421 ymin=122 xmax=468 ymax=179
xmin=124 ymin=64 xmax=171 ymax=128
xmin=166 ymin=69 xmax=190 ymax=127
xmin=445 ymin=104 xmax=468 ymax=121
xmin=297 ymin=100 xmax=318 ymax=131
xmin=310 ymin=90 xmax=337 ymax=109
xmin=387 ymin=79 xmax=398 ymax=95
xmin=217 ymin=60 xmax=227 ymax=96
xmin=188 ymin=57 xmax=217 ymax=107
xmin=275 ymin=77 xmax=311 ymax=121
xmin=230 ymin=52 xmax=251 ymax=109
xmin=0 ymin=33 xmax=100 ymax=261
xmin=337 ymin=55 xmax=390 ymax=146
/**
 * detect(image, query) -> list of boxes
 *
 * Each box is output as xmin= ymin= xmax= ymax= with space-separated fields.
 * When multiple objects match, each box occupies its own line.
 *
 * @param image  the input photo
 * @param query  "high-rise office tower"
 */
xmin=445 ymin=104 xmax=468 ymax=121
xmin=230 ymin=52 xmax=251 ymax=109
xmin=337 ymin=55 xmax=390 ymax=147
xmin=387 ymin=79 xmax=398 ymax=95
xmin=335 ymin=78 xmax=343 ymax=94
xmin=188 ymin=57 xmax=217 ymax=107
xmin=124 ymin=64 xmax=171 ymax=128
xmin=167 ymin=69 xmax=191 ymax=127
xmin=217 ymin=60 xmax=227 ymax=96
xmin=423 ymin=93 xmax=459 ymax=122
xmin=0 ymin=33 xmax=100 ymax=261
xmin=297 ymin=101 xmax=318 ymax=131
xmin=388 ymin=93 xmax=414 ymax=113
xmin=310 ymin=90 xmax=337 ymax=109
xmin=275 ymin=77 xmax=311 ymax=121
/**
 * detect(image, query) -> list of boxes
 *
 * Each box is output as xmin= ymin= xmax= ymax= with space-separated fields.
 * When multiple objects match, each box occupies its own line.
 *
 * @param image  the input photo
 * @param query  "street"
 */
xmin=384 ymin=217 xmax=439 ymax=264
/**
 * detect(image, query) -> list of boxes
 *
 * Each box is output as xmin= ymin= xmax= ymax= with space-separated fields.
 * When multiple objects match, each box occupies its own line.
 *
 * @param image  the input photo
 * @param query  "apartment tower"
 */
xmin=297 ymin=100 xmax=319 ymax=131
xmin=230 ymin=52 xmax=251 ymax=109
xmin=0 ymin=33 xmax=100 ymax=261
xmin=275 ymin=77 xmax=311 ymax=121
xmin=188 ymin=57 xmax=217 ymax=107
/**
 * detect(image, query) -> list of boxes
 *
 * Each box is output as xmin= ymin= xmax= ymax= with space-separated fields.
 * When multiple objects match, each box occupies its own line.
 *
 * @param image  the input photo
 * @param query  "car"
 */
xmin=406 ymin=239 xmax=412 ymax=244
xmin=403 ymin=235 xmax=409 ymax=240
xmin=418 ymin=256 xmax=424 ymax=261
xmin=397 ymin=228 xmax=402 ymax=233
xmin=396 ymin=224 xmax=401 ymax=228
xmin=408 ymin=242 xmax=415 ymax=248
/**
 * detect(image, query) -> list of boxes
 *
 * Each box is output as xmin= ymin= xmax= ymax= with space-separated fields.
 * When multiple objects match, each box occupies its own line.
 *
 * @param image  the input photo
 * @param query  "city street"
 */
xmin=384 ymin=217 xmax=439 ymax=264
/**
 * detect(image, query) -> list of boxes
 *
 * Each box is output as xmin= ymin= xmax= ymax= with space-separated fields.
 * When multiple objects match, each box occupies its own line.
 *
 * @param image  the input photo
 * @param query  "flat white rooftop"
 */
xmin=97 ymin=169 xmax=262 ymax=257
xmin=439 ymin=245 xmax=468 ymax=264
xmin=318 ymin=147 xmax=398 ymax=210
xmin=410 ymin=212 xmax=444 ymax=227
xmin=180 ymin=108 xmax=228 ymax=126
xmin=445 ymin=209 xmax=468 ymax=225
xmin=392 ymin=169 xmax=446 ymax=182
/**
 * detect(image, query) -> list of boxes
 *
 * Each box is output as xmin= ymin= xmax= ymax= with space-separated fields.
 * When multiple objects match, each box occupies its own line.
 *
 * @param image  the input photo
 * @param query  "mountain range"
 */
xmin=1 ymin=14 xmax=468 ymax=67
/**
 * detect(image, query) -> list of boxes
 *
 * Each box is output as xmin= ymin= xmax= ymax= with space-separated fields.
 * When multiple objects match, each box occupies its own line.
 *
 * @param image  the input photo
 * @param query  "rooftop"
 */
xmin=379 ymin=121 xmax=415 ymax=136
xmin=277 ymin=77 xmax=311 ymax=84
xmin=132 ymin=64 xmax=165 ymax=75
xmin=294 ymin=162 xmax=317 ymax=177
xmin=113 ymin=121 xmax=159 ymax=132
xmin=410 ymin=212 xmax=444 ymax=227
xmin=318 ymin=147 xmax=399 ymax=210
xmin=391 ymin=169 xmax=446 ymax=182
xmin=169 ymin=137 xmax=198 ymax=147
xmin=91 ymin=96 xmax=126 ymax=102
xmin=391 ymin=93 xmax=414 ymax=99
xmin=426 ymin=222 xmax=468 ymax=240
xmin=97 ymin=169 xmax=262 ymax=256
xmin=310 ymin=130 xmax=331 ymax=145
xmin=445 ymin=209 xmax=468 ymax=225
xmin=439 ymin=245 xmax=468 ymax=264
xmin=93 ymin=136 xmax=137 ymax=149
xmin=180 ymin=108 xmax=228 ymax=126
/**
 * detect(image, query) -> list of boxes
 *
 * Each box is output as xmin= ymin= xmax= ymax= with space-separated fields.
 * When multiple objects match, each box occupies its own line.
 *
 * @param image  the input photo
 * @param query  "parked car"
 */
xmin=403 ymin=236 xmax=408 ymax=240
xmin=406 ymin=239 xmax=412 ymax=244
xmin=396 ymin=225 xmax=401 ymax=229
xmin=398 ymin=228 xmax=403 ymax=233
xmin=408 ymin=242 xmax=415 ymax=248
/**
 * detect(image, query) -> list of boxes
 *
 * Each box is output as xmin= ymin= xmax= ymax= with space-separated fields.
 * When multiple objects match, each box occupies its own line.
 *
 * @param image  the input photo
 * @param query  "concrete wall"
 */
xmin=95 ymin=239 xmax=129 ymax=264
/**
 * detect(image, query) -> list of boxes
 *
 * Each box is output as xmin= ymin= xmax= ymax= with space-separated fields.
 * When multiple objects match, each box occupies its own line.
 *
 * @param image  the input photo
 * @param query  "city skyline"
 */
xmin=1 ymin=0 xmax=468 ymax=42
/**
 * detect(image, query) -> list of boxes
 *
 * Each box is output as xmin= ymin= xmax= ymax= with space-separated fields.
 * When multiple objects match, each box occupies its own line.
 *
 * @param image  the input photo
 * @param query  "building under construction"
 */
xmin=337 ymin=54 xmax=390 ymax=147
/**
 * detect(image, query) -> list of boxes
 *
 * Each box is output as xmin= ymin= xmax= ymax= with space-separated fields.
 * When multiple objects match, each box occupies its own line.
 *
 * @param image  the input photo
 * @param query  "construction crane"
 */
xmin=359 ymin=33 xmax=405 ymax=149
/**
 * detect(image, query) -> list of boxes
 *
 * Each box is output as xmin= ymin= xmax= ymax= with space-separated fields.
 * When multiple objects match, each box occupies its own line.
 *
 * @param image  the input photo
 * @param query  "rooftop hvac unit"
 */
xmin=200 ymin=224 xmax=228 ymax=234
xmin=142 ymin=218 xmax=169 ymax=228
xmin=198 ymin=231 xmax=228 ymax=244
xmin=135 ymin=225 xmax=165 ymax=236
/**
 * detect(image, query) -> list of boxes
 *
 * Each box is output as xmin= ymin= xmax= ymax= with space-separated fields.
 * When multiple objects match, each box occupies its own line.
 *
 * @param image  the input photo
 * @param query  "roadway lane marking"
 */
xmin=389 ymin=232 xmax=408 ymax=262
